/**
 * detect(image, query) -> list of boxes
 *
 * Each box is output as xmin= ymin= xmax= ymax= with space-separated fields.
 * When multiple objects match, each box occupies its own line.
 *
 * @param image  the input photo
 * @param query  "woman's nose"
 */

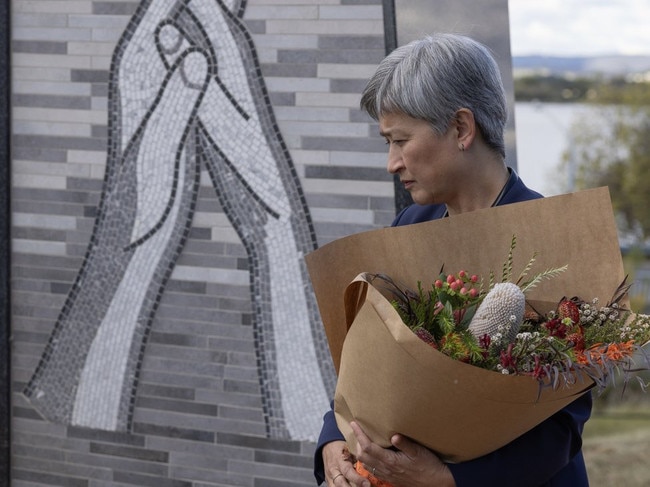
xmin=386 ymin=148 xmax=403 ymax=174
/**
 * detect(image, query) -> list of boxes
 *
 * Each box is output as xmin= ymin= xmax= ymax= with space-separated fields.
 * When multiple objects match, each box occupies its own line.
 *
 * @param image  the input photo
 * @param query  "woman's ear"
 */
xmin=454 ymin=108 xmax=476 ymax=150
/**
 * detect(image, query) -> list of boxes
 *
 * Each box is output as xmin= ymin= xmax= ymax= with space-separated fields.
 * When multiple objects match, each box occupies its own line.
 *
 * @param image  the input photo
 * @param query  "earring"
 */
xmin=459 ymin=143 xmax=465 ymax=151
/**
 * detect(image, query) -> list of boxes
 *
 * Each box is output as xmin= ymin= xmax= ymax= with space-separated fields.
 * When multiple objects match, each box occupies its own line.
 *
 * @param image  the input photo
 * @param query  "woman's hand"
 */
xmin=351 ymin=421 xmax=456 ymax=487
xmin=323 ymin=440 xmax=370 ymax=486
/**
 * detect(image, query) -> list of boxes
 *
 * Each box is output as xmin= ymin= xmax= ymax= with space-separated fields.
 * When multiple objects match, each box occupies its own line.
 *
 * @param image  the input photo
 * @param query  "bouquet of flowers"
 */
xmin=306 ymin=188 xmax=642 ymax=472
xmin=351 ymin=237 xmax=650 ymax=486
xmin=370 ymin=235 xmax=650 ymax=393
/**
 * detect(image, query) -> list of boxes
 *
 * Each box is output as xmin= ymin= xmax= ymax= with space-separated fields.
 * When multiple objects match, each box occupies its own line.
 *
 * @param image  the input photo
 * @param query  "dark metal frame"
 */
xmin=382 ymin=0 xmax=413 ymax=214
xmin=0 ymin=0 xmax=11 ymax=483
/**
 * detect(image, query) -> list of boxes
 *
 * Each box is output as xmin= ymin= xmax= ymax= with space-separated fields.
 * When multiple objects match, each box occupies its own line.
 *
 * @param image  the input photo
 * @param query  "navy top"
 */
xmin=314 ymin=169 xmax=592 ymax=486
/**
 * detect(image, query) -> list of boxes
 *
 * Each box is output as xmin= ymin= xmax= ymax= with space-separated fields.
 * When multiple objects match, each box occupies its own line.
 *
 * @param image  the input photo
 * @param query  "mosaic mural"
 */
xmin=24 ymin=0 xmax=336 ymax=441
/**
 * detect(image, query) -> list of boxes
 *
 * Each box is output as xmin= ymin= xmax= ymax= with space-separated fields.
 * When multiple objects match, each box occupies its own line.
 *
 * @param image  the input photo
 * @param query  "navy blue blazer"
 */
xmin=314 ymin=170 xmax=592 ymax=486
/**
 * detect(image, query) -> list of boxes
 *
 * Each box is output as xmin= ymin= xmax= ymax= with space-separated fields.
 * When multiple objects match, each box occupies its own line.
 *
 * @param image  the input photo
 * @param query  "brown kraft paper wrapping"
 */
xmin=306 ymin=187 xmax=626 ymax=462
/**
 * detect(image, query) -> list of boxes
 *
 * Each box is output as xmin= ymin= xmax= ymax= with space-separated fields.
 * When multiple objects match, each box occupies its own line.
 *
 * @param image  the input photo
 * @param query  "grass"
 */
xmin=582 ymin=394 xmax=650 ymax=487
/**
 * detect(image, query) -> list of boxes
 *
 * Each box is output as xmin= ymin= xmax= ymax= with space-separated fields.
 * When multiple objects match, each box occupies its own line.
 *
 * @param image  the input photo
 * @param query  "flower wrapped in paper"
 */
xmin=306 ymin=187 xmax=649 ymax=464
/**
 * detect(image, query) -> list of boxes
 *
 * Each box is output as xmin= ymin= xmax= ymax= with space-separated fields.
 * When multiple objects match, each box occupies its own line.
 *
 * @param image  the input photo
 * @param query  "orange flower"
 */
xmin=605 ymin=340 xmax=636 ymax=361
xmin=355 ymin=461 xmax=394 ymax=487
xmin=576 ymin=340 xmax=636 ymax=365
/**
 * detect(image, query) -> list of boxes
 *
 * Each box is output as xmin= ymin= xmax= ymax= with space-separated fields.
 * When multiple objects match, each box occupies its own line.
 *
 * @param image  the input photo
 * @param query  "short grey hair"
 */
xmin=360 ymin=33 xmax=507 ymax=158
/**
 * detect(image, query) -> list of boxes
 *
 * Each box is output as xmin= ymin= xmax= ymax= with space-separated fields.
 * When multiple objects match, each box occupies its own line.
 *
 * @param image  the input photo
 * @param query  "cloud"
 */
xmin=509 ymin=0 xmax=650 ymax=56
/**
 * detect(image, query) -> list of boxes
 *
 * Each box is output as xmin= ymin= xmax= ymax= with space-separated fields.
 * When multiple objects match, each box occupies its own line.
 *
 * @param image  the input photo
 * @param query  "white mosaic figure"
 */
xmin=25 ymin=0 xmax=335 ymax=441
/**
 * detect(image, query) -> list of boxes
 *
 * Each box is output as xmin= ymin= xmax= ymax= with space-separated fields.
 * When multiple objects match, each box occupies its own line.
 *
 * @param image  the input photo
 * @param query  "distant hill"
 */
xmin=513 ymin=55 xmax=650 ymax=77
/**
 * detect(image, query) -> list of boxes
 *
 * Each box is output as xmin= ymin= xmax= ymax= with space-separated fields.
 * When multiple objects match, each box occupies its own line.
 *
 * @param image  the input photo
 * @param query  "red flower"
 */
xmin=557 ymin=298 xmax=580 ymax=325
xmin=544 ymin=318 xmax=568 ymax=339
xmin=479 ymin=334 xmax=491 ymax=359
xmin=500 ymin=343 xmax=517 ymax=371
xmin=531 ymin=355 xmax=549 ymax=380
xmin=566 ymin=331 xmax=586 ymax=352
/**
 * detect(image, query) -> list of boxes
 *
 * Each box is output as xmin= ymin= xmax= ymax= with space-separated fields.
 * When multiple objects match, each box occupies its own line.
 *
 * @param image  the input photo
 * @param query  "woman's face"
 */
xmin=379 ymin=111 xmax=460 ymax=206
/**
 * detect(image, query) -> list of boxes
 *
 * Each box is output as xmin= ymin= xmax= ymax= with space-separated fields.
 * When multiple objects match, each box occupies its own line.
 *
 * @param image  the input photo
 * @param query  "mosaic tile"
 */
xmin=24 ymin=0 xmax=336 ymax=442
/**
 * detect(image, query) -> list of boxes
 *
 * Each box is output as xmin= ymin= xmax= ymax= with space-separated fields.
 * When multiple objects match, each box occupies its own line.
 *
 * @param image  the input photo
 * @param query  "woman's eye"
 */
xmin=383 ymin=137 xmax=405 ymax=146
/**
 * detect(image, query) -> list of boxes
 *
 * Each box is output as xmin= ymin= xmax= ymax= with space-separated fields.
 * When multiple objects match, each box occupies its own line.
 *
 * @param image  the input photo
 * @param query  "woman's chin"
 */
xmin=411 ymin=195 xmax=436 ymax=206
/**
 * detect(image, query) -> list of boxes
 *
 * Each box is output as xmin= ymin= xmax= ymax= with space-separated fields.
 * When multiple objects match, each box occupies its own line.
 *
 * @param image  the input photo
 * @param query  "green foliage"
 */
xmin=514 ymin=75 xmax=595 ymax=103
xmin=552 ymin=80 xmax=650 ymax=241
xmin=589 ymin=78 xmax=650 ymax=105
xmin=439 ymin=330 xmax=485 ymax=363
xmin=497 ymin=235 xmax=567 ymax=294
xmin=379 ymin=271 xmax=482 ymax=340
xmin=515 ymin=74 xmax=650 ymax=105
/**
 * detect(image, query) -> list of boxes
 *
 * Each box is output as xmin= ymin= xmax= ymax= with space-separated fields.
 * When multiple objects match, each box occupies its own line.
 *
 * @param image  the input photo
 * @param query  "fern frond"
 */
xmin=519 ymin=265 xmax=568 ymax=294
xmin=501 ymin=235 xmax=517 ymax=283
xmin=515 ymin=251 xmax=539 ymax=286
xmin=488 ymin=270 xmax=496 ymax=290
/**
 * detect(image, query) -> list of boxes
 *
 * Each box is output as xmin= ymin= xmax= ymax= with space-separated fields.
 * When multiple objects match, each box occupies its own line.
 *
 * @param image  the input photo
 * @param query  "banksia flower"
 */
xmin=468 ymin=282 xmax=525 ymax=343
xmin=557 ymin=298 xmax=580 ymax=326
xmin=414 ymin=327 xmax=438 ymax=349
xmin=566 ymin=332 xmax=586 ymax=352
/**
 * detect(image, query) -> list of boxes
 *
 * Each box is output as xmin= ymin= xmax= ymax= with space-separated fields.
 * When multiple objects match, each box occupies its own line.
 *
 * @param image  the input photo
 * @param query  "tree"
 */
xmin=558 ymin=82 xmax=650 ymax=243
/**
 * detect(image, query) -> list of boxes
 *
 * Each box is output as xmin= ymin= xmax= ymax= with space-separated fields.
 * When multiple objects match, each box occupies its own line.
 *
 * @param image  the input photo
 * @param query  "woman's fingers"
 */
xmin=323 ymin=438 xmax=370 ymax=486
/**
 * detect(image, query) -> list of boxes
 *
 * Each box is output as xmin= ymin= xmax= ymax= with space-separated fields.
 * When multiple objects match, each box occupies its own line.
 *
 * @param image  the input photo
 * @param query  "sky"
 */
xmin=508 ymin=0 xmax=650 ymax=56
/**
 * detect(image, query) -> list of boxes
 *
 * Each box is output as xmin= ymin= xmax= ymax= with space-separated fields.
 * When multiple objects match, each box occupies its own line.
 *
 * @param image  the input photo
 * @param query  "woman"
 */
xmin=314 ymin=34 xmax=591 ymax=487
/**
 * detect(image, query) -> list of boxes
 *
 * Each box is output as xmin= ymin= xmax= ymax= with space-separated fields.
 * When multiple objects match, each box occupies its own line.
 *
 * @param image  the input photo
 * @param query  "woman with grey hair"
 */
xmin=314 ymin=34 xmax=590 ymax=487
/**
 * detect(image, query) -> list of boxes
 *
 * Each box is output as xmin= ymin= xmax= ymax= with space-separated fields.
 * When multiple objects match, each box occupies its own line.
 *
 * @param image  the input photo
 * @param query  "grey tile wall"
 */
xmin=10 ymin=0 xmax=390 ymax=486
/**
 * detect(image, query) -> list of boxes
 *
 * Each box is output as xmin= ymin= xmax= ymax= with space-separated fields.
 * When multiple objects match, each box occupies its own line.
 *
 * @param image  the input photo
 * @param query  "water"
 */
xmin=514 ymin=102 xmax=592 ymax=196
xmin=517 ymin=102 xmax=650 ymax=303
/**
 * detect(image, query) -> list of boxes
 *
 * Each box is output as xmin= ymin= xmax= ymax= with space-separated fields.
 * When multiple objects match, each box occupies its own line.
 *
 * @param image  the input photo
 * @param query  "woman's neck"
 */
xmin=445 ymin=162 xmax=509 ymax=216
